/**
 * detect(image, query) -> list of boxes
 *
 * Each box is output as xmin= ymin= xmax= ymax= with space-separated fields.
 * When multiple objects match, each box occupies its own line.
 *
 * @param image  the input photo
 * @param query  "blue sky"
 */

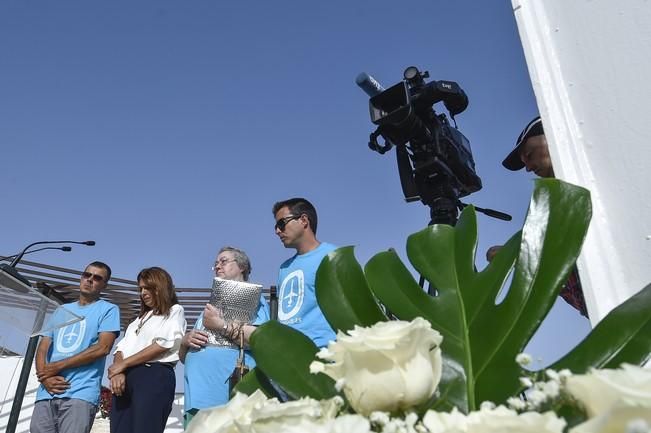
xmin=0 ymin=1 xmax=590 ymax=365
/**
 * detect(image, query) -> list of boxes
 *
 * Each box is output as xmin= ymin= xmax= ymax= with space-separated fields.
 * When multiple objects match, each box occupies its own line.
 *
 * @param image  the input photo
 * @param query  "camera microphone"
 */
xmin=356 ymin=72 xmax=385 ymax=97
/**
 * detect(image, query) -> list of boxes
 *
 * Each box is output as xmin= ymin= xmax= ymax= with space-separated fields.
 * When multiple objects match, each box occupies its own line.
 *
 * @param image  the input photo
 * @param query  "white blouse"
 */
xmin=115 ymin=304 xmax=187 ymax=363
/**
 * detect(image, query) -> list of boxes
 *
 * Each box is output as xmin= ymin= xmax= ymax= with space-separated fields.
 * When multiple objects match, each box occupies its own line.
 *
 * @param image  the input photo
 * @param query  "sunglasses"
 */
xmin=274 ymin=214 xmax=302 ymax=232
xmin=81 ymin=271 xmax=105 ymax=283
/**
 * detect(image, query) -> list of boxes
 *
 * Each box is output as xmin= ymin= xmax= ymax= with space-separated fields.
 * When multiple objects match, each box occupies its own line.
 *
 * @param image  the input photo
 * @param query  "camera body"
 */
xmin=367 ymin=67 xmax=482 ymax=205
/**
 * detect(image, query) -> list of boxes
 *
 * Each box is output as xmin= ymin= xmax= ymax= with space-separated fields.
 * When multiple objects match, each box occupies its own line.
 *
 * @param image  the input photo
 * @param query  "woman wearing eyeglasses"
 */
xmin=107 ymin=267 xmax=186 ymax=433
xmin=180 ymin=246 xmax=269 ymax=428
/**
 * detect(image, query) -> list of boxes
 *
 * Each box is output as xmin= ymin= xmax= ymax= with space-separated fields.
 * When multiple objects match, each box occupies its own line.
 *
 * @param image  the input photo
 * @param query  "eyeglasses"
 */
xmin=81 ymin=272 xmax=105 ymax=283
xmin=274 ymin=214 xmax=302 ymax=232
xmin=211 ymin=258 xmax=236 ymax=271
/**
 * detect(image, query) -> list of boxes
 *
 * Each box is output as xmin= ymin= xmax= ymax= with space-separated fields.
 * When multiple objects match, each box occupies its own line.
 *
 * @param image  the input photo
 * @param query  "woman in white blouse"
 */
xmin=107 ymin=267 xmax=186 ymax=433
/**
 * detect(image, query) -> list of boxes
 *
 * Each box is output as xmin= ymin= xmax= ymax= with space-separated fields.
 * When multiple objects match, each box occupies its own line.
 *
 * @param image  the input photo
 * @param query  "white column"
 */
xmin=512 ymin=0 xmax=651 ymax=324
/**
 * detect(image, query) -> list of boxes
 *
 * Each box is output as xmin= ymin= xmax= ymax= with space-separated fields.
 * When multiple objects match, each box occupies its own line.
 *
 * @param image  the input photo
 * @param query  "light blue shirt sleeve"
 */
xmin=253 ymin=295 xmax=270 ymax=325
xmin=98 ymin=303 xmax=121 ymax=336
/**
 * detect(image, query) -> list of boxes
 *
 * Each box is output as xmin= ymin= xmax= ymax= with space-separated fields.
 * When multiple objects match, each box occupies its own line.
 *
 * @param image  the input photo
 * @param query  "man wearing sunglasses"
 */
xmin=31 ymin=261 xmax=121 ymax=433
xmin=273 ymin=198 xmax=337 ymax=348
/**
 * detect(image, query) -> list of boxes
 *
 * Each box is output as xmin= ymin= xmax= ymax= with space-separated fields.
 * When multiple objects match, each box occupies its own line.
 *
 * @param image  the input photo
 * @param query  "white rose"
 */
xmin=467 ymin=407 xmax=566 ymax=433
xmin=185 ymin=390 xmax=268 ymax=433
xmin=248 ymin=395 xmax=344 ymax=433
xmin=310 ymin=317 xmax=443 ymax=416
xmin=564 ymin=364 xmax=651 ymax=417
xmin=186 ymin=390 xmax=346 ymax=433
xmin=251 ymin=415 xmax=371 ymax=433
xmin=266 ymin=414 xmax=370 ymax=433
xmin=423 ymin=406 xmax=566 ymax=433
xmin=569 ymin=400 xmax=651 ymax=433
xmin=422 ymin=407 xmax=469 ymax=433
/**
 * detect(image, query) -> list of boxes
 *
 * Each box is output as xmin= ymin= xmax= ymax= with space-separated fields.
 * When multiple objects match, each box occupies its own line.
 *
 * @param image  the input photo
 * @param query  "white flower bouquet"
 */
xmin=188 ymin=319 xmax=651 ymax=433
xmin=188 ymin=180 xmax=650 ymax=432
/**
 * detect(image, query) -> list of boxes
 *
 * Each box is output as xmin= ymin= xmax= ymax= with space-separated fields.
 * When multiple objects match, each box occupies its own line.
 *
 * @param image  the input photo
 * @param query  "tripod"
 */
xmin=414 ymin=179 xmax=511 ymax=295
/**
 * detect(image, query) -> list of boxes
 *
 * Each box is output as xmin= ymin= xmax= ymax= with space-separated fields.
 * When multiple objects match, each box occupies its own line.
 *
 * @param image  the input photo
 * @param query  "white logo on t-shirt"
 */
xmin=278 ymin=270 xmax=304 ymax=321
xmin=55 ymin=319 xmax=86 ymax=353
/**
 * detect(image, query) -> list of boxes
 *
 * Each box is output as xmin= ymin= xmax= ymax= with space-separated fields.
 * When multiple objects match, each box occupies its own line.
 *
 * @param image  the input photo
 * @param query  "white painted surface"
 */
xmin=0 ymin=357 xmax=184 ymax=433
xmin=0 ymin=357 xmax=38 ymax=433
xmin=512 ymin=0 xmax=651 ymax=323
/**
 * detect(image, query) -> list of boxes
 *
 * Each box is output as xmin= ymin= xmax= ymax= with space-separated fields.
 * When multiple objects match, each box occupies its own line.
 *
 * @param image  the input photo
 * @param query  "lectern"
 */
xmin=0 ymin=265 xmax=82 ymax=433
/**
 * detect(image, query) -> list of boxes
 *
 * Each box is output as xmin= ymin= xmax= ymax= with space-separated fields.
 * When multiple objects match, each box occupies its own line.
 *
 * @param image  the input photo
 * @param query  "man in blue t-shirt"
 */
xmin=273 ymin=197 xmax=336 ymax=348
xmin=31 ymin=261 xmax=121 ymax=433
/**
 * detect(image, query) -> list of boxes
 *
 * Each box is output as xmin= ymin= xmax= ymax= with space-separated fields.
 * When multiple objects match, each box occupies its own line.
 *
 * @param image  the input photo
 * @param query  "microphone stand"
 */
xmin=0 ymin=246 xmax=72 ymax=262
xmin=9 ymin=240 xmax=94 ymax=267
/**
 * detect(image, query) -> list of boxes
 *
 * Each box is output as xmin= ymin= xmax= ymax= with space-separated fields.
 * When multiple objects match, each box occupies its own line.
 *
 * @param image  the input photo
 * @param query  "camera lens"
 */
xmin=404 ymin=66 xmax=419 ymax=80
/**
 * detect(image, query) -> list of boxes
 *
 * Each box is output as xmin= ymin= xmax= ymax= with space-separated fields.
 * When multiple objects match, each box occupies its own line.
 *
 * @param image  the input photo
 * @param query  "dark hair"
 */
xmin=86 ymin=261 xmax=112 ymax=281
xmin=218 ymin=246 xmax=252 ymax=281
xmin=137 ymin=267 xmax=178 ymax=317
xmin=272 ymin=197 xmax=318 ymax=234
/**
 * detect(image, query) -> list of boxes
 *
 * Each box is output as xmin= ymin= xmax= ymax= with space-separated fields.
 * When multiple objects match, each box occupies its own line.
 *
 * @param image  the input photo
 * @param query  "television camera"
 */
xmin=357 ymin=66 xmax=510 ymax=226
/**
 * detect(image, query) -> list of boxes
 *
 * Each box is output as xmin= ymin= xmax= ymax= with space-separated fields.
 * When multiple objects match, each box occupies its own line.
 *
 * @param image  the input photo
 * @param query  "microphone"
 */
xmin=0 ymin=246 xmax=73 ymax=262
xmin=356 ymin=72 xmax=386 ymax=97
xmin=9 ymin=240 xmax=95 ymax=267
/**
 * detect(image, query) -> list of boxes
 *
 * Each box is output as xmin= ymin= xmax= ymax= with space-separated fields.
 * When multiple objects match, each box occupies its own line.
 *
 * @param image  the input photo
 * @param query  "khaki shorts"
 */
xmin=31 ymin=398 xmax=98 ymax=433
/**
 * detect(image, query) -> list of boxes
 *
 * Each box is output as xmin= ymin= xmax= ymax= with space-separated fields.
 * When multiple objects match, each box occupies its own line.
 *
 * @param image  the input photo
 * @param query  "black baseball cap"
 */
xmin=502 ymin=116 xmax=544 ymax=171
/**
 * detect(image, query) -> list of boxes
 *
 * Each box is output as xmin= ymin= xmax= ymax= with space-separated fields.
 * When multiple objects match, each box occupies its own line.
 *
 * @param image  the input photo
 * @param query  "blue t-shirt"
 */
xmin=277 ymin=242 xmax=337 ymax=348
xmin=35 ymin=300 xmax=121 ymax=406
xmin=183 ymin=296 xmax=269 ymax=412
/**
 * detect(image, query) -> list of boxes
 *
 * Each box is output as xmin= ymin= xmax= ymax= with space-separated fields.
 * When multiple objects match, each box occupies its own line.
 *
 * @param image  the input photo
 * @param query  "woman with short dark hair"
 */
xmin=180 ymin=246 xmax=269 ymax=428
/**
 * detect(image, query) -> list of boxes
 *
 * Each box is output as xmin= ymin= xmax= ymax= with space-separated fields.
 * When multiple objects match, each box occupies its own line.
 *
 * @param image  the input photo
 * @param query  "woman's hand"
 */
xmin=110 ymin=373 xmax=126 ymax=396
xmin=202 ymin=304 xmax=225 ymax=332
xmin=182 ymin=329 xmax=209 ymax=350
xmin=108 ymin=360 xmax=127 ymax=379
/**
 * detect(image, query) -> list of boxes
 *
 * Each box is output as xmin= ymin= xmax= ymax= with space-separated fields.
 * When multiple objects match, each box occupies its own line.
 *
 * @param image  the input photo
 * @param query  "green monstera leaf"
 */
xmin=233 ymin=367 xmax=280 ymax=399
xmin=316 ymin=245 xmax=388 ymax=332
xmin=248 ymin=320 xmax=337 ymax=400
xmin=246 ymin=179 xmax=651 ymax=413
xmin=363 ymin=179 xmax=593 ymax=410
xmin=549 ymin=281 xmax=651 ymax=372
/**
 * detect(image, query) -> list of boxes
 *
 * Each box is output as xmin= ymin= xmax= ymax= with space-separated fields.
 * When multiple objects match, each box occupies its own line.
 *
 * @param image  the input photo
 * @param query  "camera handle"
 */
xmin=368 ymin=129 xmax=393 ymax=154
xmin=460 ymin=203 xmax=512 ymax=222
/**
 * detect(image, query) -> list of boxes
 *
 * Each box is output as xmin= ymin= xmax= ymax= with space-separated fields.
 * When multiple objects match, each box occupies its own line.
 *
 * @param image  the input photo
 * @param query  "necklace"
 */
xmin=135 ymin=311 xmax=153 ymax=336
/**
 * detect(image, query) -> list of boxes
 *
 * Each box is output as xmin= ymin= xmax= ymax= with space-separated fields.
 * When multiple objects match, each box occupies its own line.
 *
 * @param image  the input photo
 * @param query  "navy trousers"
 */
xmin=110 ymin=363 xmax=175 ymax=433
